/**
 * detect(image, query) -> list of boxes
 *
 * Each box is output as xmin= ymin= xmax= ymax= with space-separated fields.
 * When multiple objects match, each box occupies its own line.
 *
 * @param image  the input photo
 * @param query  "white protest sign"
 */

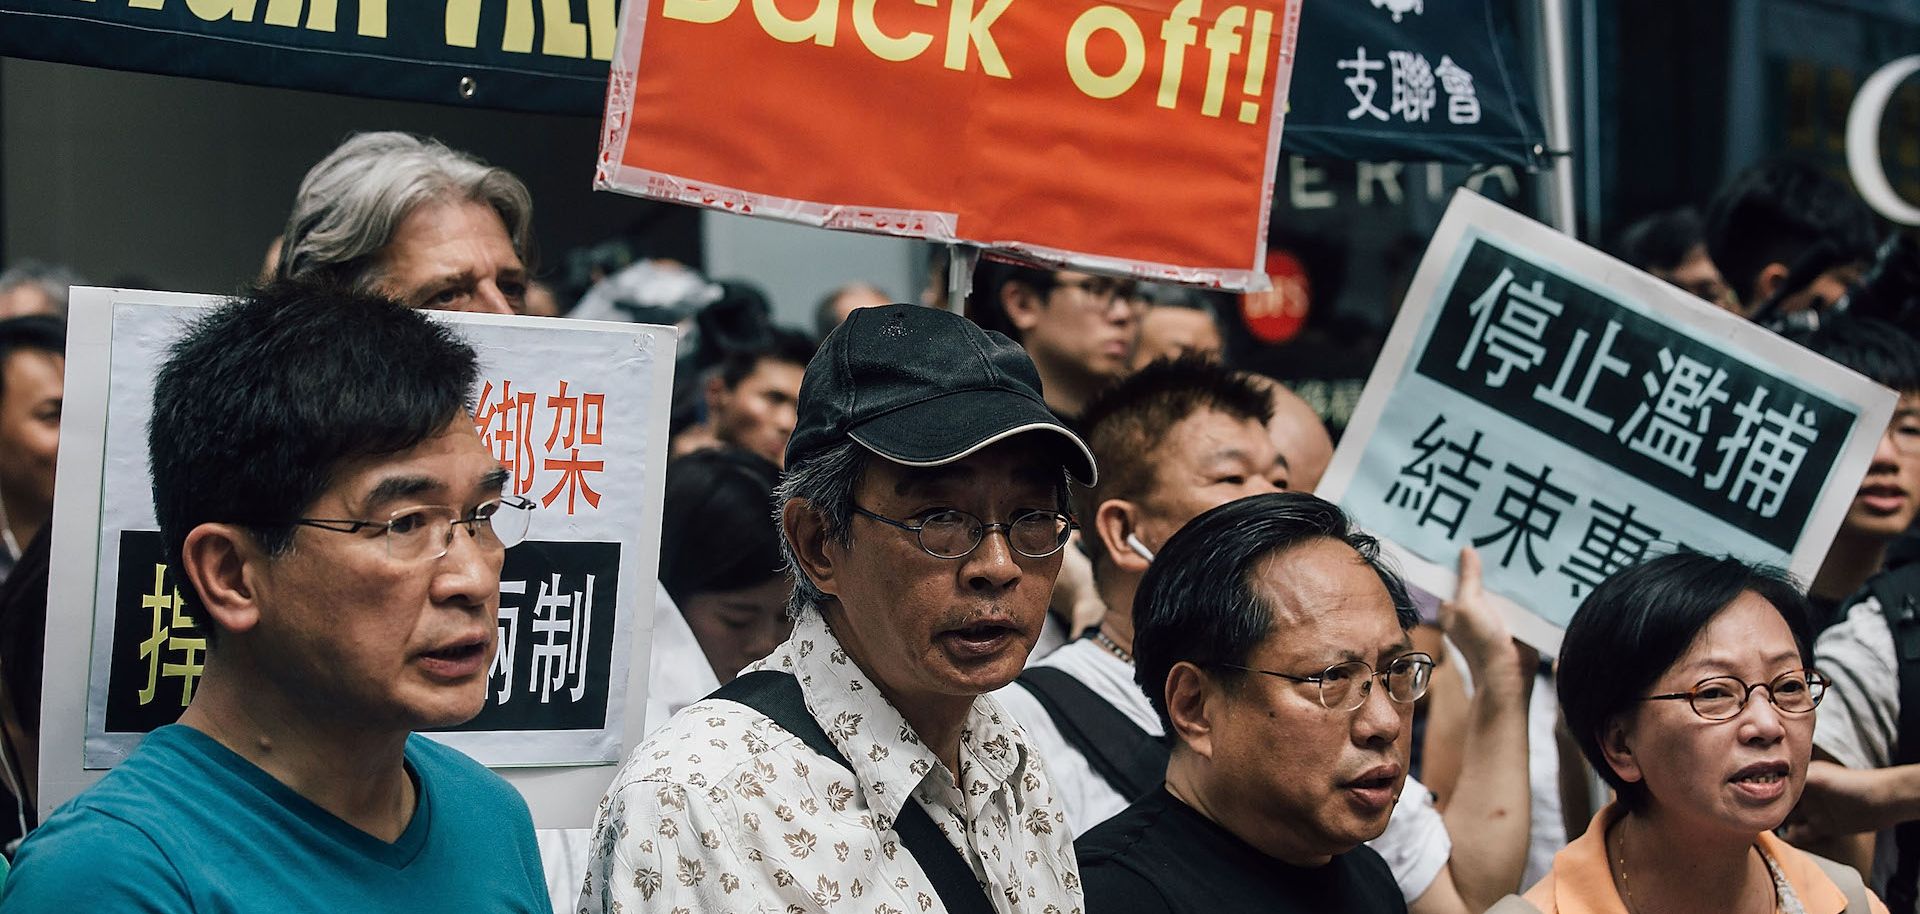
xmin=42 ymin=289 xmax=675 ymax=828
xmin=1319 ymin=192 xmax=1899 ymax=655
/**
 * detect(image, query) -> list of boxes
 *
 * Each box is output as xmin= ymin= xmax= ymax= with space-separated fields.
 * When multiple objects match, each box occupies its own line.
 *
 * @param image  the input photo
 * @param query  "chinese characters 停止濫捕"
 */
xmin=1449 ymin=268 xmax=1824 ymax=523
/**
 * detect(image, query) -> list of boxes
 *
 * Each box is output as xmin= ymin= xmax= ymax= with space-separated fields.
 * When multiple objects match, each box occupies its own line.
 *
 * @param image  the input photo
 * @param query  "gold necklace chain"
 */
xmin=1616 ymin=824 xmax=1639 ymax=914
xmin=1614 ymin=821 xmax=1781 ymax=914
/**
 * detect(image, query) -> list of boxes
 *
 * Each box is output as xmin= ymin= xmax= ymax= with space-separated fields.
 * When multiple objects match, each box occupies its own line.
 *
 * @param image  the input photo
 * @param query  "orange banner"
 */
xmin=596 ymin=0 xmax=1300 ymax=289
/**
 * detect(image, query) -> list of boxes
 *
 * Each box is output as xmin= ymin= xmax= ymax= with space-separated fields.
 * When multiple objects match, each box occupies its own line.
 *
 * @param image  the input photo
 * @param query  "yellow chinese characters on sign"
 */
xmin=136 ymin=563 xmax=204 ymax=709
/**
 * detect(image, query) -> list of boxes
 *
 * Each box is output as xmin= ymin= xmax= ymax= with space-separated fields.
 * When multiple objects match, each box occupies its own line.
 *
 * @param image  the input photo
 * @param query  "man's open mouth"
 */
xmin=419 ymin=638 xmax=489 ymax=665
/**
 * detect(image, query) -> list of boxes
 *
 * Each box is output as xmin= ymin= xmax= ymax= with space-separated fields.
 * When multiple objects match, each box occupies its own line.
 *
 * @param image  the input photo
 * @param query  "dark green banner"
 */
xmin=0 ymin=0 xmax=617 ymax=114
xmin=1281 ymin=0 xmax=1548 ymax=168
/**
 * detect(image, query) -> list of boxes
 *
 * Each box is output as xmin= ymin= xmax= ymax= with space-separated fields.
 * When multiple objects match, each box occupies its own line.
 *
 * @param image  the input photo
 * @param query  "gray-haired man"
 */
xmin=278 ymin=131 xmax=531 ymax=315
xmin=582 ymin=303 xmax=1094 ymax=914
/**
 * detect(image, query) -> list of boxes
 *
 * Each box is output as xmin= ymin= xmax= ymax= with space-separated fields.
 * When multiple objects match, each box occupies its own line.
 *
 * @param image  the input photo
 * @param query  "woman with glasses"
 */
xmin=1505 ymin=551 xmax=1885 ymax=913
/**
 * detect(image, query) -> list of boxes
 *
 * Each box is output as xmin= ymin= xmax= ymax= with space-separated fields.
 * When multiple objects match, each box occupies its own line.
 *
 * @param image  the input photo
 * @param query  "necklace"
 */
xmin=1614 ymin=821 xmax=1782 ymax=914
xmin=1616 ymin=824 xmax=1638 ymax=914
xmin=1092 ymin=628 xmax=1133 ymax=665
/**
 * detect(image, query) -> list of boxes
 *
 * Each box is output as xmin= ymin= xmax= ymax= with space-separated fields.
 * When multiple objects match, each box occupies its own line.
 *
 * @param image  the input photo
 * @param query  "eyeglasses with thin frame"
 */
xmin=1052 ymin=275 xmax=1144 ymax=314
xmin=293 ymin=496 xmax=536 ymax=562
xmin=851 ymin=505 xmax=1076 ymax=560
xmin=1220 ymin=652 xmax=1436 ymax=711
xmin=1642 ymin=669 xmax=1827 ymax=721
xmin=1885 ymin=413 xmax=1920 ymax=458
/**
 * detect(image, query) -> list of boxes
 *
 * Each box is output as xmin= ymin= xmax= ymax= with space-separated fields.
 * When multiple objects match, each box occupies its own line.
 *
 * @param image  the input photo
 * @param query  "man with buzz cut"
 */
xmin=582 ymin=303 xmax=1093 ymax=914
xmin=0 ymin=279 xmax=550 ymax=911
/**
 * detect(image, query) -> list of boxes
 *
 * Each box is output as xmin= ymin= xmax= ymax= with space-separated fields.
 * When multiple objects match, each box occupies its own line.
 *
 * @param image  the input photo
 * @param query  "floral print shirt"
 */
xmin=580 ymin=610 xmax=1084 ymax=914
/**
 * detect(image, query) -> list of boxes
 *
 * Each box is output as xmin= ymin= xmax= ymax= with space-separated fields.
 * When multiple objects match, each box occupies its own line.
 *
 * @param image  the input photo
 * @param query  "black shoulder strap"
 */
xmin=1868 ymin=564 xmax=1920 ymax=912
xmin=1015 ymin=666 xmax=1169 ymax=801
xmin=711 ymin=670 xmax=997 ymax=914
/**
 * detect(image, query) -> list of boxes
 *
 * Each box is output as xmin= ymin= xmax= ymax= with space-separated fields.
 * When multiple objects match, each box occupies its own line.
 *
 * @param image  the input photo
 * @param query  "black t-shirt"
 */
xmin=1076 ymin=787 xmax=1407 ymax=914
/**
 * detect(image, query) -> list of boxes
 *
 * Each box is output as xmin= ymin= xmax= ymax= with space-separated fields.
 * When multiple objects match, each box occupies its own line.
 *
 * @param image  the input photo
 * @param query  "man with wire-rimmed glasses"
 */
xmin=582 ymin=302 xmax=1095 ymax=914
xmin=1 ymin=279 xmax=552 ymax=912
xmin=1077 ymin=491 xmax=1428 ymax=914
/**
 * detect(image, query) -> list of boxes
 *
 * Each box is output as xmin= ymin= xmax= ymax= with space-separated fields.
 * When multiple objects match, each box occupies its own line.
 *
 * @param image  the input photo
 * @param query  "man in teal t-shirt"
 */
xmin=4 ymin=726 xmax=545 ymax=910
xmin=1 ymin=281 xmax=550 ymax=912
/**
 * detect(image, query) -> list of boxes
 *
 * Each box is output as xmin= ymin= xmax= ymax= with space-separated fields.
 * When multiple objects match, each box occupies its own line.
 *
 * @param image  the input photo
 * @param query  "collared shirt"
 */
xmin=579 ymin=610 xmax=1084 ymax=914
xmin=1521 ymin=804 xmax=1888 ymax=914
xmin=538 ymin=585 xmax=716 ymax=914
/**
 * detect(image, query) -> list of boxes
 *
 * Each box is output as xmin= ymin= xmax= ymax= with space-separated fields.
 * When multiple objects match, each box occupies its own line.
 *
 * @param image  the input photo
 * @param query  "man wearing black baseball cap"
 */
xmin=582 ymin=304 xmax=1093 ymax=914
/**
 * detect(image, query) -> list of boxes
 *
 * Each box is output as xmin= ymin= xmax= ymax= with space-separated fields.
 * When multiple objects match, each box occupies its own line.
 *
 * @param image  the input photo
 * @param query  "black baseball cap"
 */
xmin=786 ymin=303 xmax=1096 ymax=485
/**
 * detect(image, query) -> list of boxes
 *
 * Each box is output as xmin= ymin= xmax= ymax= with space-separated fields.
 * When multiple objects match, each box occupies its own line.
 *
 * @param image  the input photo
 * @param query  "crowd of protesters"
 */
xmin=0 ymin=131 xmax=1909 ymax=914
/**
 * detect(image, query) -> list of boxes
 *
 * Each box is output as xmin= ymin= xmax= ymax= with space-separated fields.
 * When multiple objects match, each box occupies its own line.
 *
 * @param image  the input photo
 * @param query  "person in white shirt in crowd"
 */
xmin=994 ymin=356 xmax=1533 ymax=914
xmin=1785 ymin=318 xmax=1920 ymax=632
xmin=582 ymin=303 xmax=1094 ymax=914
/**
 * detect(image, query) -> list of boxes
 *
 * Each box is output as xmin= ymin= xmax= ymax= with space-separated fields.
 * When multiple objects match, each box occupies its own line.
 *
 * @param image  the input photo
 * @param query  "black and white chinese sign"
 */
xmin=1322 ymin=192 xmax=1897 ymax=652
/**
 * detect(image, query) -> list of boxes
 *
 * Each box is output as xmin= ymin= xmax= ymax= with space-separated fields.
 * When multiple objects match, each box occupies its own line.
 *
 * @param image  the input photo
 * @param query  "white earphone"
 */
xmin=1125 ymin=533 xmax=1155 ymax=562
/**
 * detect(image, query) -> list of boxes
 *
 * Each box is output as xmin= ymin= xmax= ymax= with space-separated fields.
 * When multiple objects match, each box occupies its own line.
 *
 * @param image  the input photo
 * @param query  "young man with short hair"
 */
xmin=968 ymin=261 xmax=1140 ymax=424
xmin=1703 ymin=159 xmax=1880 ymax=319
xmin=704 ymin=327 xmax=817 ymax=468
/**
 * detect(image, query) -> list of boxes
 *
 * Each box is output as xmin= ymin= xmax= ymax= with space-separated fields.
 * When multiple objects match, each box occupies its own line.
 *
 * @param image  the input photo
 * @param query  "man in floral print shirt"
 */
xmin=583 ymin=303 xmax=1097 ymax=914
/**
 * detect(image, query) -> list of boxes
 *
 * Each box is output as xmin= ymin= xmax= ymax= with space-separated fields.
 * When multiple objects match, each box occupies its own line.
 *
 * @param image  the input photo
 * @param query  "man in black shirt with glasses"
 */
xmin=1078 ymin=492 xmax=1424 ymax=914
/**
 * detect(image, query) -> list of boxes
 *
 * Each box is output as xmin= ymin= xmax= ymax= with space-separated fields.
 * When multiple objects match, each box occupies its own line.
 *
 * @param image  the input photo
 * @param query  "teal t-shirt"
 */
xmin=0 ymin=725 xmax=551 ymax=913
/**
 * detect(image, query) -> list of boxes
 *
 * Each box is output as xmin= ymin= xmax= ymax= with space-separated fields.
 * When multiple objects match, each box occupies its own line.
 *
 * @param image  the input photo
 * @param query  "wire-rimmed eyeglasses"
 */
xmin=1220 ymin=652 xmax=1436 ymax=711
xmin=1884 ymin=413 xmax=1920 ymax=458
xmin=851 ymin=505 xmax=1075 ymax=560
xmin=1052 ymin=275 xmax=1144 ymax=314
xmin=1642 ymin=670 xmax=1827 ymax=721
xmin=293 ymin=496 xmax=536 ymax=562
